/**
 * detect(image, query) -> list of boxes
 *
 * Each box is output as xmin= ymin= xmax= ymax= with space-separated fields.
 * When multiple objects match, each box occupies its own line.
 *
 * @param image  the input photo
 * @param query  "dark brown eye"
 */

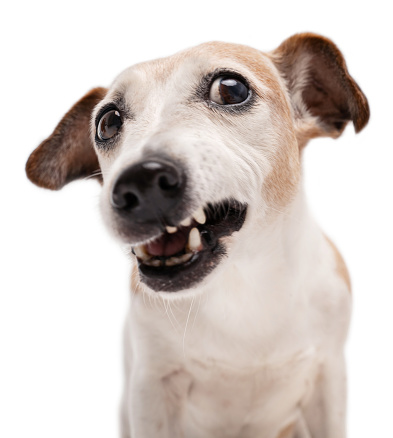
xmin=97 ymin=109 xmax=122 ymax=141
xmin=209 ymin=76 xmax=249 ymax=105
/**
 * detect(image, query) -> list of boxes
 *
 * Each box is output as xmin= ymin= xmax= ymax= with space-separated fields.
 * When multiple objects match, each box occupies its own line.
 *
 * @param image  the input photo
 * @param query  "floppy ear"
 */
xmin=271 ymin=33 xmax=370 ymax=146
xmin=26 ymin=87 xmax=107 ymax=190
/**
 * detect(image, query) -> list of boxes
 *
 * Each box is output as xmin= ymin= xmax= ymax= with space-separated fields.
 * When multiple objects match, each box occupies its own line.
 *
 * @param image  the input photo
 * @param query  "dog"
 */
xmin=26 ymin=33 xmax=369 ymax=438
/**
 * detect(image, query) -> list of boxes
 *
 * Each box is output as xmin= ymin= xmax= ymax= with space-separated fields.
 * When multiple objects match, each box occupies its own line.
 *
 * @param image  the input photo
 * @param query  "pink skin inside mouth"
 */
xmin=145 ymin=227 xmax=192 ymax=257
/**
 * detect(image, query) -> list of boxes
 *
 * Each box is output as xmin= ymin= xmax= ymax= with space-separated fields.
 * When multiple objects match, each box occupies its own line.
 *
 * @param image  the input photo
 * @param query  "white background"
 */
xmin=1 ymin=1 xmax=392 ymax=437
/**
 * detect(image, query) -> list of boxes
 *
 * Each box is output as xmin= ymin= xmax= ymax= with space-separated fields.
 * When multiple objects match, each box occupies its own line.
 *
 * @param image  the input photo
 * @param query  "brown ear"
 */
xmin=271 ymin=33 xmax=370 ymax=144
xmin=26 ymin=87 xmax=107 ymax=190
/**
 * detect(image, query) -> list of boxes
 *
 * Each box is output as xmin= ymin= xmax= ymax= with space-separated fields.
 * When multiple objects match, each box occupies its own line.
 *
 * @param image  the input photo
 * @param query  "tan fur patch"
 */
xmin=276 ymin=422 xmax=295 ymax=438
xmin=325 ymin=236 xmax=351 ymax=292
xmin=262 ymin=136 xmax=300 ymax=212
xmin=294 ymin=119 xmax=330 ymax=150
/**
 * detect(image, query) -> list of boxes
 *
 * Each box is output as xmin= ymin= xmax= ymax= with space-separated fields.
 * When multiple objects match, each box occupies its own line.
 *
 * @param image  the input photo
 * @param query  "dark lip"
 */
xmin=138 ymin=243 xmax=226 ymax=292
xmin=137 ymin=200 xmax=248 ymax=292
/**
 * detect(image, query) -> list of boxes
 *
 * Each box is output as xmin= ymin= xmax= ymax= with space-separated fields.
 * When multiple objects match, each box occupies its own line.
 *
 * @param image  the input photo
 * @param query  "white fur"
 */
xmin=90 ymin=43 xmax=351 ymax=438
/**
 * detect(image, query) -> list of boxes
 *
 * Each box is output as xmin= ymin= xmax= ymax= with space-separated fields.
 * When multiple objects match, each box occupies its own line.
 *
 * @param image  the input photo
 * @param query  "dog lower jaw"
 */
xmin=138 ymin=242 xmax=227 ymax=292
xmin=132 ymin=200 xmax=248 ymax=293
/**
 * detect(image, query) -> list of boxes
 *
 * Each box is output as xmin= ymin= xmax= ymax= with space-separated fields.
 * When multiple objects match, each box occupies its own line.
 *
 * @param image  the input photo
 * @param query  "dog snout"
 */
xmin=111 ymin=158 xmax=186 ymax=224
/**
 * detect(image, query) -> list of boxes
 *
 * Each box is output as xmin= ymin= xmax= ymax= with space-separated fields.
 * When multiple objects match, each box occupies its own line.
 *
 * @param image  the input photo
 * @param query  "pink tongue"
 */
xmin=146 ymin=230 xmax=189 ymax=257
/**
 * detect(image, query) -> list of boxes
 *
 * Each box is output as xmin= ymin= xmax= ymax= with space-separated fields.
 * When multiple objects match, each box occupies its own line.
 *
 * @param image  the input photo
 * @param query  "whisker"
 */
xmin=168 ymin=301 xmax=181 ymax=331
xmin=84 ymin=169 xmax=102 ymax=181
xmin=142 ymin=290 xmax=148 ymax=307
xmin=183 ymin=297 xmax=195 ymax=358
xmin=162 ymin=297 xmax=179 ymax=334
xmin=190 ymin=294 xmax=202 ymax=334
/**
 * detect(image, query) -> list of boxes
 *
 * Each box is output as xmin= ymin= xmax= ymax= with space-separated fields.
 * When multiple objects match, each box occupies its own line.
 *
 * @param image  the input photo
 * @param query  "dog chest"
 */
xmin=166 ymin=347 xmax=318 ymax=438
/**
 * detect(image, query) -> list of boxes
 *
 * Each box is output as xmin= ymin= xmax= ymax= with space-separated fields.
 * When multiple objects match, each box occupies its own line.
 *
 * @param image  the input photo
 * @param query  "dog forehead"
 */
xmin=189 ymin=41 xmax=278 ymax=79
xmin=111 ymin=41 xmax=282 ymax=96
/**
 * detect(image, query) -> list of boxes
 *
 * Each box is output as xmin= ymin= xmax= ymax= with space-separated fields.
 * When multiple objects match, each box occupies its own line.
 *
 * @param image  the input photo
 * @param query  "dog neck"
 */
xmin=131 ymin=185 xmax=323 ymax=363
xmin=204 ymin=184 xmax=319 ymax=295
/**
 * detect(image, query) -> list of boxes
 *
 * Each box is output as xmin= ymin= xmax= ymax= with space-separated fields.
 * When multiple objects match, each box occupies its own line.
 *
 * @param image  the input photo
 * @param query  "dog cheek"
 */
xmin=261 ymin=140 xmax=301 ymax=211
xmin=199 ymin=148 xmax=243 ymax=202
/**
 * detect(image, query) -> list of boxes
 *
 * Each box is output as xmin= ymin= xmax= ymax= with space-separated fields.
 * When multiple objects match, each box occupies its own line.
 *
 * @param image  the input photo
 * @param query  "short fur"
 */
xmin=26 ymin=34 xmax=369 ymax=438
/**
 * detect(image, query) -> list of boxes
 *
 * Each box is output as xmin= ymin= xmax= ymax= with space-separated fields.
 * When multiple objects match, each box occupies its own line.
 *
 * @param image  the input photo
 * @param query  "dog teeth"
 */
xmin=133 ymin=214 xmax=205 ymax=269
xmin=165 ymin=253 xmax=193 ymax=267
xmin=144 ymin=258 xmax=162 ymax=267
xmin=180 ymin=217 xmax=192 ymax=227
xmin=188 ymin=227 xmax=202 ymax=251
xmin=193 ymin=207 xmax=206 ymax=224
xmin=133 ymin=245 xmax=150 ymax=260
xmin=175 ymin=207 xmax=206 ymax=228
xmin=165 ymin=256 xmax=181 ymax=267
xmin=133 ymin=227 xmax=203 ymax=268
xmin=179 ymin=252 xmax=193 ymax=263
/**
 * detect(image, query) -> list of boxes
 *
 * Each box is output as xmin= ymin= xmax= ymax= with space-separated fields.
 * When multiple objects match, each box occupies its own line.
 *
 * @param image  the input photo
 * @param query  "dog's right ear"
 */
xmin=26 ymin=87 xmax=107 ymax=190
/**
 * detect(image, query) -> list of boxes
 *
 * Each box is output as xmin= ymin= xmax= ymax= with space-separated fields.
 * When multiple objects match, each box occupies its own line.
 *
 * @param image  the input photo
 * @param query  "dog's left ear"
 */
xmin=271 ymin=33 xmax=370 ymax=144
xmin=26 ymin=87 xmax=107 ymax=190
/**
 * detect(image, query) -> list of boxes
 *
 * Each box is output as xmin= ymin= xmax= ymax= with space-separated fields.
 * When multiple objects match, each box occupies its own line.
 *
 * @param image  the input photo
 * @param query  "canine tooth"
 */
xmin=180 ymin=217 xmax=192 ymax=227
xmin=166 ymin=226 xmax=178 ymax=234
xmin=188 ymin=227 xmax=202 ymax=251
xmin=133 ymin=245 xmax=150 ymax=260
xmin=193 ymin=207 xmax=206 ymax=224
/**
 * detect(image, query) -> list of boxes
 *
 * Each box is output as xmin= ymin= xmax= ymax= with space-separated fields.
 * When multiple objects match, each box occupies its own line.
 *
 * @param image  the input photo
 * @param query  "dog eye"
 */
xmin=97 ymin=109 xmax=122 ymax=141
xmin=209 ymin=77 xmax=249 ymax=105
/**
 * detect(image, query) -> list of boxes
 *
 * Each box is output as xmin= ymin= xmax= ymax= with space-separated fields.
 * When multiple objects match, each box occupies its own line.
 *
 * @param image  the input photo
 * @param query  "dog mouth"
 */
xmin=132 ymin=199 xmax=247 ymax=292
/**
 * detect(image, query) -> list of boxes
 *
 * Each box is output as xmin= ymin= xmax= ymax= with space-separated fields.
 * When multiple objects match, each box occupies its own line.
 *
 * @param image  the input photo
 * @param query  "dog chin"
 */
xmin=124 ymin=199 xmax=248 ymax=293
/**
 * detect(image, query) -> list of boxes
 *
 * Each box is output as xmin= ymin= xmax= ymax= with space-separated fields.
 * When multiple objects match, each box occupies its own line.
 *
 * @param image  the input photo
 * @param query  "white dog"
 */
xmin=26 ymin=33 xmax=369 ymax=438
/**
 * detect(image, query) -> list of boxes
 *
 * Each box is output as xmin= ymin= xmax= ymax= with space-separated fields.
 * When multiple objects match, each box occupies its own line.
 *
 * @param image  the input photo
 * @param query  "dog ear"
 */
xmin=271 ymin=33 xmax=370 ymax=145
xmin=26 ymin=87 xmax=107 ymax=190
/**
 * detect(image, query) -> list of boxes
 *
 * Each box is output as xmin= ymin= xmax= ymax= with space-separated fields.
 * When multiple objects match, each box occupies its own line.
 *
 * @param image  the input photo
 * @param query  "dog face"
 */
xmin=26 ymin=34 xmax=369 ymax=293
xmin=93 ymin=42 xmax=300 ymax=293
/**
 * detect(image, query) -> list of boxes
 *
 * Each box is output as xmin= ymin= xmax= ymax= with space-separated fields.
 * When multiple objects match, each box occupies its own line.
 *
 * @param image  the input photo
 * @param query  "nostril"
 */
xmin=123 ymin=192 xmax=139 ymax=209
xmin=112 ymin=186 xmax=140 ymax=210
xmin=111 ymin=157 xmax=185 ymax=216
xmin=158 ymin=174 xmax=179 ymax=191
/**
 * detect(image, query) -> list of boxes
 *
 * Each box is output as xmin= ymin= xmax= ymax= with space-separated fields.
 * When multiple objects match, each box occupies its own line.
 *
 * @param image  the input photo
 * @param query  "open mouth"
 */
xmin=132 ymin=199 xmax=247 ymax=292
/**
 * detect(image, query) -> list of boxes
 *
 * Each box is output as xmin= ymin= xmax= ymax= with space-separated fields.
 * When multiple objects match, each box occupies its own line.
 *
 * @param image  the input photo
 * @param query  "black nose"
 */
xmin=111 ymin=159 xmax=185 ymax=223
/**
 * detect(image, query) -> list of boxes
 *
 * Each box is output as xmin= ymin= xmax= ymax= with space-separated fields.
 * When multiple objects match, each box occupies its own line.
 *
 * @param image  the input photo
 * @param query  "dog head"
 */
xmin=26 ymin=33 xmax=369 ymax=293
